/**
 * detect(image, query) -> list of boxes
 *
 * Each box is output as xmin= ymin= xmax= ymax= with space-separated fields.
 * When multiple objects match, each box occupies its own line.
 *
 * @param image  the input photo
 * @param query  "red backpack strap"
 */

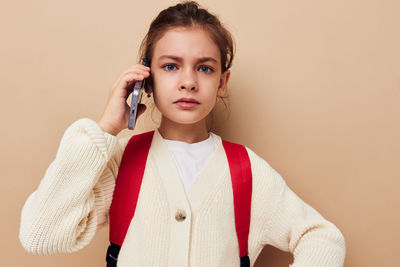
xmin=108 ymin=130 xmax=154 ymax=246
xmin=222 ymin=140 xmax=252 ymax=267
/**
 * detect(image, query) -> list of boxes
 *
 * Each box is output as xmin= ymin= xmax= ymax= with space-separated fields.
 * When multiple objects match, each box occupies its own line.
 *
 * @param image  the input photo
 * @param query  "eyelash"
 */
xmin=162 ymin=64 xmax=214 ymax=74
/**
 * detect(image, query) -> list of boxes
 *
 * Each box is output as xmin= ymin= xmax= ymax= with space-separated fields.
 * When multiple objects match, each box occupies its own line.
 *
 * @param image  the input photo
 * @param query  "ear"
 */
xmin=217 ymin=70 xmax=231 ymax=97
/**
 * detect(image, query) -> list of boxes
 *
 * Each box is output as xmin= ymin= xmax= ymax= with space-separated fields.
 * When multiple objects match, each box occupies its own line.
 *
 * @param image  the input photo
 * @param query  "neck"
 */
xmin=158 ymin=116 xmax=209 ymax=144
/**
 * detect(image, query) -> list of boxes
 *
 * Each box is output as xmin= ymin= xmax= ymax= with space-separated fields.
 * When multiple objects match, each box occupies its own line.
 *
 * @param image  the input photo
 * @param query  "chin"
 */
xmin=173 ymin=118 xmax=204 ymax=125
xmin=166 ymin=114 xmax=207 ymax=125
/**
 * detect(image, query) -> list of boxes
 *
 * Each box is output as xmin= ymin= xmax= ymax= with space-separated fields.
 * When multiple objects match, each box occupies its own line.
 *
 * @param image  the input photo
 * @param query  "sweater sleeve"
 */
xmin=19 ymin=118 xmax=130 ymax=255
xmin=246 ymin=148 xmax=346 ymax=267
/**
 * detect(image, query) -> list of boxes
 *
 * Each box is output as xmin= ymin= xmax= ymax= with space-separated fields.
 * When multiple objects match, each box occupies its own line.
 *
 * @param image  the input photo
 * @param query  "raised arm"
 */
xmin=19 ymin=118 xmax=129 ymax=255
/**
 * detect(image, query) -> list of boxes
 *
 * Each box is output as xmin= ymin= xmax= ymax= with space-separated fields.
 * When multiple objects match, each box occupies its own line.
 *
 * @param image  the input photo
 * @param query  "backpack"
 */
xmin=106 ymin=131 xmax=252 ymax=267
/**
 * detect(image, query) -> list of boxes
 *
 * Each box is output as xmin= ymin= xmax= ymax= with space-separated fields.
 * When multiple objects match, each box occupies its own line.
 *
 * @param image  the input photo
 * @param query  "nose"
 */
xmin=180 ymin=69 xmax=198 ymax=91
xmin=180 ymin=82 xmax=196 ymax=90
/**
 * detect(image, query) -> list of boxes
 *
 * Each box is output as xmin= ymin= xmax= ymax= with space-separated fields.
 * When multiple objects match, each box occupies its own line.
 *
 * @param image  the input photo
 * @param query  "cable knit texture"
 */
xmin=19 ymin=118 xmax=346 ymax=266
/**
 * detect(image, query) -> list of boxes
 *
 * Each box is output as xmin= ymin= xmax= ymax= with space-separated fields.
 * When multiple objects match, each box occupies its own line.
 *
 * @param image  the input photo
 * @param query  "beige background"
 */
xmin=1 ymin=0 xmax=399 ymax=266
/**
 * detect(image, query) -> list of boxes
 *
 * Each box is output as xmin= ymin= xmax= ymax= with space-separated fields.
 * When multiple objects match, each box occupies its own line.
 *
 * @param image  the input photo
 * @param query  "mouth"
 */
xmin=174 ymin=98 xmax=200 ymax=104
xmin=174 ymin=98 xmax=200 ymax=109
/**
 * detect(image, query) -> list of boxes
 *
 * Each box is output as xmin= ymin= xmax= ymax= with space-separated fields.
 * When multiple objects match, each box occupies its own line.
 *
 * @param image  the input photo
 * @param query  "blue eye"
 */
xmin=199 ymin=66 xmax=213 ymax=73
xmin=164 ymin=64 xmax=177 ymax=71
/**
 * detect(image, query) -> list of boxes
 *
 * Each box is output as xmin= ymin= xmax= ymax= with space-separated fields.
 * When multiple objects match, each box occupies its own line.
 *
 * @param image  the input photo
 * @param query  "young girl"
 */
xmin=19 ymin=1 xmax=346 ymax=266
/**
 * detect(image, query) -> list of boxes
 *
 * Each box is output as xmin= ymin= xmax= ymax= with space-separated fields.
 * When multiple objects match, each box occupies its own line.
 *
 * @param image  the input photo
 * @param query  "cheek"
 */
xmin=150 ymin=72 xmax=163 ymax=97
xmin=151 ymin=74 xmax=173 ymax=106
xmin=152 ymin=71 xmax=176 ymax=89
xmin=203 ymin=78 xmax=221 ymax=96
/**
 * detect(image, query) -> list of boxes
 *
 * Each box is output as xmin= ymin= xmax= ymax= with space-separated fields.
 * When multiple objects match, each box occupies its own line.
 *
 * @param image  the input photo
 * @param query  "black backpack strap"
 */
xmin=240 ymin=255 xmax=250 ymax=267
xmin=106 ymin=242 xmax=121 ymax=267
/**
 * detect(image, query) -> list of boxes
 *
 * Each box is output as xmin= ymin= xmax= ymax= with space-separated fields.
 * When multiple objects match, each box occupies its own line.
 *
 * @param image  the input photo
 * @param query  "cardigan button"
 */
xmin=175 ymin=209 xmax=187 ymax=222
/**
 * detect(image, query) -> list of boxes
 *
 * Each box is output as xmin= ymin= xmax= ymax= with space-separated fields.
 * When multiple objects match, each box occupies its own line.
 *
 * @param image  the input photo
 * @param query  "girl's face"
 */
xmin=149 ymin=26 xmax=230 ymax=128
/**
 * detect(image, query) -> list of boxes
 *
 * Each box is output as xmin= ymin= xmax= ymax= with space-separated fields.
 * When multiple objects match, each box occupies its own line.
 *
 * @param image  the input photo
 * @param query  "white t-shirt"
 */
xmin=163 ymin=133 xmax=220 ymax=192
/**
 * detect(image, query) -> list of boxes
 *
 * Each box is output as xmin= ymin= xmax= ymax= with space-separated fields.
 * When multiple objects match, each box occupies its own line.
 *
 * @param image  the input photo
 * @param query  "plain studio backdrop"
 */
xmin=1 ymin=0 xmax=399 ymax=266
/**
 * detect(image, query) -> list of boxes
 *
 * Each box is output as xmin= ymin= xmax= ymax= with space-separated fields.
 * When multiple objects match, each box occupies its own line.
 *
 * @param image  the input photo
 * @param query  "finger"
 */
xmin=138 ymin=64 xmax=151 ymax=71
xmin=121 ymin=74 xmax=144 ymax=92
xmin=127 ymin=64 xmax=151 ymax=72
xmin=119 ymin=72 xmax=149 ymax=88
xmin=114 ymin=73 xmax=146 ymax=98
xmin=111 ymin=69 xmax=150 ymax=100
xmin=123 ymin=69 xmax=150 ymax=78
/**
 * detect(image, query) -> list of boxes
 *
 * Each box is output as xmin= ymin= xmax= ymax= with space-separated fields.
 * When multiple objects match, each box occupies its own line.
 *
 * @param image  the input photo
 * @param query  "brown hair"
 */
xmin=138 ymin=1 xmax=235 ymax=74
xmin=139 ymin=1 xmax=234 ymax=128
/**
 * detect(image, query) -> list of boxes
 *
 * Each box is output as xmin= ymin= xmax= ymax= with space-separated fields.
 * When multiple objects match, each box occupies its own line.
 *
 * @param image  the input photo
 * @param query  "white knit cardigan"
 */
xmin=19 ymin=118 xmax=346 ymax=266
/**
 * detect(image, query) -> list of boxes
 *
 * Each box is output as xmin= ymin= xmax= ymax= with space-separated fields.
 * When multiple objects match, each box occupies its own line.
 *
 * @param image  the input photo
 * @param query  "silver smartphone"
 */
xmin=128 ymin=58 xmax=150 ymax=130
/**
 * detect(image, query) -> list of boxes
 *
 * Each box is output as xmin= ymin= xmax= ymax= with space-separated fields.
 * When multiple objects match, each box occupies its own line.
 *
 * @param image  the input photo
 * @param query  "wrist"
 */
xmin=98 ymin=120 xmax=120 ymax=136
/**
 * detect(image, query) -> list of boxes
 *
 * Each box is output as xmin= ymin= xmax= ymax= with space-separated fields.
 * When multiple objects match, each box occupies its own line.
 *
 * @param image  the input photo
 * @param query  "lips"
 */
xmin=174 ymin=98 xmax=200 ymax=104
xmin=174 ymin=97 xmax=200 ymax=109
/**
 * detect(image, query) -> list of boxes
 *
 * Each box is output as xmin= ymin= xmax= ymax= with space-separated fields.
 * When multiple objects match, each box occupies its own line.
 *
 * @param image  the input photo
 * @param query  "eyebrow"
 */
xmin=157 ymin=55 xmax=218 ymax=64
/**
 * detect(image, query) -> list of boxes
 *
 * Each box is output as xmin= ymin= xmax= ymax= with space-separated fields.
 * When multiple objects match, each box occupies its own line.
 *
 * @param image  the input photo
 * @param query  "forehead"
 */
xmin=153 ymin=27 xmax=220 ymax=61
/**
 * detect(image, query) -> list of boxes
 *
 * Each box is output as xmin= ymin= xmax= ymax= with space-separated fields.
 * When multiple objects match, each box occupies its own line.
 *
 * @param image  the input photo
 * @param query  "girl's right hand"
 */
xmin=98 ymin=64 xmax=151 ymax=136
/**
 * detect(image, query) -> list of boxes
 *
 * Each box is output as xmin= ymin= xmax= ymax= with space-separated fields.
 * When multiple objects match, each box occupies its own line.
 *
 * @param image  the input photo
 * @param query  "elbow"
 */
xmin=19 ymin=227 xmax=49 ymax=256
xmin=337 ymin=226 xmax=346 ymax=248
xmin=18 ymin=216 xmax=96 ymax=256
xmin=18 ymin=221 xmax=66 ymax=256
xmin=324 ymin=222 xmax=346 ymax=255
xmin=333 ymin=225 xmax=346 ymax=260
xmin=19 ymin=226 xmax=94 ymax=256
xmin=289 ymin=222 xmax=346 ymax=266
xmin=319 ymin=224 xmax=346 ymax=266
